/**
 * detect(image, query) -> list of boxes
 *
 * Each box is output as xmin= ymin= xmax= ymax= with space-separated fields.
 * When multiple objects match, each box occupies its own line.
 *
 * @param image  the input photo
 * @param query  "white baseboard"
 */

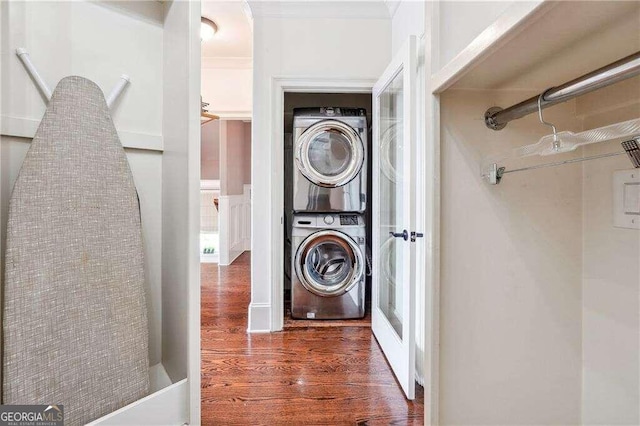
xmin=247 ymin=302 xmax=271 ymax=333
xmin=200 ymin=252 xmax=219 ymax=264
xmin=222 ymin=248 xmax=243 ymax=266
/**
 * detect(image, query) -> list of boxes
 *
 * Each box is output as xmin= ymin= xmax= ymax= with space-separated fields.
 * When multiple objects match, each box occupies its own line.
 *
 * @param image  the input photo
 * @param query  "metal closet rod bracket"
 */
xmin=484 ymin=51 xmax=640 ymax=130
xmin=487 ymin=163 xmax=505 ymax=185
xmin=16 ymin=48 xmax=130 ymax=108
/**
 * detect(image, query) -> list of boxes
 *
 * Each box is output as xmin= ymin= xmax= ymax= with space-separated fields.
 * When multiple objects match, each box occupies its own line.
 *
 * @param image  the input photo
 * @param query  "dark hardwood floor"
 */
xmin=201 ymin=253 xmax=424 ymax=425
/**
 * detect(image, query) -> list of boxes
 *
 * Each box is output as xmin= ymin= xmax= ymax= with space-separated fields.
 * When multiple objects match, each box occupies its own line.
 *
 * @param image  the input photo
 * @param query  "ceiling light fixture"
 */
xmin=201 ymin=17 xmax=218 ymax=42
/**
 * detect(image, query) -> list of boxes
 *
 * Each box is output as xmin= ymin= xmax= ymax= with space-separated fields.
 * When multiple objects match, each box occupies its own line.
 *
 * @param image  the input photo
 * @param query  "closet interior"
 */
xmin=436 ymin=1 xmax=640 ymax=424
xmin=282 ymin=93 xmax=373 ymax=321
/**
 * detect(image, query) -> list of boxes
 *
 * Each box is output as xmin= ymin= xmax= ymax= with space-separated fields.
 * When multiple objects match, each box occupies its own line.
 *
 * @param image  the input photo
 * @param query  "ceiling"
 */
xmin=201 ymin=1 xmax=252 ymax=58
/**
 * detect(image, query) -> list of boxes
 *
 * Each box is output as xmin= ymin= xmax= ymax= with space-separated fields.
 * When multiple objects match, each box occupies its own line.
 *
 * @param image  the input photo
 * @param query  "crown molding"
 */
xmin=246 ymin=1 xmax=391 ymax=20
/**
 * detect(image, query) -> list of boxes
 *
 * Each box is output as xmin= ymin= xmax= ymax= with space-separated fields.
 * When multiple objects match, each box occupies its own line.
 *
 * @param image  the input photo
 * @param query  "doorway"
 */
xmin=200 ymin=119 xmax=251 ymax=265
xmin=282 ymin=93 xmax=373 ymax=326
xmin=265 ymin=36 xmax=426 ymax=402
xmin=199 ymin=1 xmax=424 ymax=422
xmin=200 ymin=0 xmax=252 ymax=266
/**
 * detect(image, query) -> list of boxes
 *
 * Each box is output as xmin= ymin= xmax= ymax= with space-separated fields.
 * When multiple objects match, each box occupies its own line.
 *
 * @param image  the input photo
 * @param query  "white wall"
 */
xmin=220 ymin=120 xmax=251 ymax=196
xmin=579 ymin=78 xmax=640 ymax=425
xmin=390 ymin=0 xmax=424 ymax=55
xmin=437 ymin=1 xmax=515 ymax=70
xmin=242 ymin=121 xmax=252 ymax=185
xmin=201 ymin=57 xmax=252 ymax=118
xmin=435 ymin=7 xmax=640 ymax=422
xmin=1 ymin=1 xmax=164 ymax=144
xmin=249 ymin=3 xmax=391 ymax=331
xmin=0 ymin=0 xmax=164 ymax=367
xmin=201 ymin=120 xmax=220 ymax=180
xmin=439 ymin=89 xmax=584 ymax=425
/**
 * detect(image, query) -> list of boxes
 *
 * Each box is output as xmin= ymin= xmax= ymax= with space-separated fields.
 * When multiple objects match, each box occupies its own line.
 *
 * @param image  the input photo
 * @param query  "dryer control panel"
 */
xmin=293 ymin=107 xmax=366 ymax=118
xmin=339 ymin=214 xmax=360 ymax=226
xmin=293 ymin=213 xmax=364 ymax=228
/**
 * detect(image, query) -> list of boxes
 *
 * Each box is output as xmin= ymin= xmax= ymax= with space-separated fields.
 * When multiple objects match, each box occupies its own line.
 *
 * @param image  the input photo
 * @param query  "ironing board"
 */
xmin=3 ymin=76 xmax=149 ymax=425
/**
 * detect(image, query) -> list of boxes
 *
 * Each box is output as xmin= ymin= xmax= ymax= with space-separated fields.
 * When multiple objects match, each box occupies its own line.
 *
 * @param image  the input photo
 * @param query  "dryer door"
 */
xmin=295 ymin=230 xmax=364 ymax=297
xmin=295 ymin=120 xmax=364 ymax=188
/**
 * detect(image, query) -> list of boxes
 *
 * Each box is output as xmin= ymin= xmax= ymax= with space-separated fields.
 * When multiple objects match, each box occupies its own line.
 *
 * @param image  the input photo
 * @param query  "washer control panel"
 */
xmin=339 ymin=214 xmax=360 ymax=226
xmin=293 ymin=214 xmax=364 ymax=228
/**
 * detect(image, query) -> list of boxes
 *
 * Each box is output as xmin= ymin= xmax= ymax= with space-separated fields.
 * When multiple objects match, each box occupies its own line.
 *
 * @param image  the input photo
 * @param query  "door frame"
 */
xmin=269 ymin=77 xmax=377 ymax=331
xmin=424 ymin=2 xmax=441 ymax=424
xmin=216 ymin=117 xmax=252 ymax=266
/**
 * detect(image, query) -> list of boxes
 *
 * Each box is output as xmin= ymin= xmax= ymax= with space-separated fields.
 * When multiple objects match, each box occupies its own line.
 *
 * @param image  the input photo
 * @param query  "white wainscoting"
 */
xmin=241 ymin=184 xmax=251 ymax=252
xmin=219 ymin=185 xmax=251 ymax=266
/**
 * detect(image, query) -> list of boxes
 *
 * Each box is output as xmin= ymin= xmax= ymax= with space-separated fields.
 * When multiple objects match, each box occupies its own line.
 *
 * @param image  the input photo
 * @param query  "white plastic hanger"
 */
xmin=508 ymin=117 xmax=640 ymax=158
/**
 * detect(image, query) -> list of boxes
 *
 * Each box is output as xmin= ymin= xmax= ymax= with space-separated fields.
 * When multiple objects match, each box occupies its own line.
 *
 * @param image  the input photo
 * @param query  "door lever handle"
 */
xmin=410 ymin=231 xmax=424 ymax=242
xmin=389 ymin=230 xmax=409 ymax=241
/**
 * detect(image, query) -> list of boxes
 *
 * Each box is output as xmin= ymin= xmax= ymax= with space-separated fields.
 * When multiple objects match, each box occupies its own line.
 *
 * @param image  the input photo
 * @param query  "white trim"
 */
xmin=414 ymin=33 xmax=426 ymax=390
xmin=202 ymin=56 xmax=252 ymax=69
xmin=1 ymin=115 xmax=163 ymax=152
xmin=247 ymin=302 xmax=272 ymax=333
xmin=242 ymin=184 xmax=252 ymax=252
xmin=185 ymin=2 xmax=202 ymax=424
xmin=430 ymin=0 xmax=549 ymax=93
xmin=88 ymin=379 xmax=188 ymax=425
xmin=200 ymin=251 xmax=219 ymax=264
xmin=200 ymin=179 xmax=220 ymax=190
xmin=241 ymin=0 xmax=254 ymax=26
xmin=215 ymin=111 xmax=253 ymax=120
xmin=267 ymin=77 xmax=376 ymax=333
xmin=425 ymin=2 xmax=440 ymax=424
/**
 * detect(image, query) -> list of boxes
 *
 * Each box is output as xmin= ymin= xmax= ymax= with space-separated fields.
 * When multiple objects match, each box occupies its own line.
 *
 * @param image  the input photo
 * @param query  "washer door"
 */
xmin=295 ymin=230 xmax=364 ymax=297
xmin=295 ymin=120 xmax=364 ymax=188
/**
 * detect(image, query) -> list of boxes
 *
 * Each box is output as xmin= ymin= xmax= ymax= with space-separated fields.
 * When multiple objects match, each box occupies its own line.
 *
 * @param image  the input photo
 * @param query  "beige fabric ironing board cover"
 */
xmin=3 ymin=76 xmax=149 ymax=425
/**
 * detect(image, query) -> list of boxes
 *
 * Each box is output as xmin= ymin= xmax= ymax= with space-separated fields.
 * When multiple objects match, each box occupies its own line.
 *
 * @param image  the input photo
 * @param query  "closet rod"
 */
xmin=490 ymin=151 xmax=627 ymax=183
xmin=485 ymin=51 xmax=640 ymax=130
xmin=504 ymin=151 xmax=626 ymax=175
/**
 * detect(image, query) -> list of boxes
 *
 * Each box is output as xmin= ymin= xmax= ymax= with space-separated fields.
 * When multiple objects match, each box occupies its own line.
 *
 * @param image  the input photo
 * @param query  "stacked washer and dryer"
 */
xmin=290 ymin=107 xmax=368 ymax=320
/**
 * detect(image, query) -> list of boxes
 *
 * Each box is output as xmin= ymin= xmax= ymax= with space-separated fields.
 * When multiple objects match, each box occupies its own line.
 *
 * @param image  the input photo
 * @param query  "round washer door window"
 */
xmin=296 ymin=120 xmax=364 ymax=188
xmin=295 ymin=230 xmax=364 ymax=297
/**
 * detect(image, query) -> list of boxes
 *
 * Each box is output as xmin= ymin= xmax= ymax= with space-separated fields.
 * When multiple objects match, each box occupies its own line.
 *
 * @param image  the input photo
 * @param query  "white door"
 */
xmin=372 ymin=35 xmax=417 ymax=400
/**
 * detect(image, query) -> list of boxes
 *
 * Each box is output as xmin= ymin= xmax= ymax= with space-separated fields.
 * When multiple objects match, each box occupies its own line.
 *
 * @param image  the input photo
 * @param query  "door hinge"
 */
xmin=410 ymin=231 xmax=424 ymax=242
